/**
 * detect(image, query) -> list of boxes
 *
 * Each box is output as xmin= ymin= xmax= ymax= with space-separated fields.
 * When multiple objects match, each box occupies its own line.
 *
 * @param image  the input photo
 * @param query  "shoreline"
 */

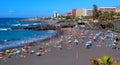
xmin=0 ymin=30 xmax=61 ymax=51
xmin=27 ymin=29 xmax=64 ymax=47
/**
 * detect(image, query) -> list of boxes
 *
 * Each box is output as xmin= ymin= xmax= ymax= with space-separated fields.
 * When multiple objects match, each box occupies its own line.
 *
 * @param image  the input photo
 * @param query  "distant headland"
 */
xmin=18 ymin=18 xmax=43 ymax=22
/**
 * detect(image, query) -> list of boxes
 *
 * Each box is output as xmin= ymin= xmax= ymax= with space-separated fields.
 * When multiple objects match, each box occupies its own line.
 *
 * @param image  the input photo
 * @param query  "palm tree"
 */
xmin=99 ymin=56 xmax=112 ymax=65
xmin=90 ymin=56 xmax=120 ymax=65
xmin=93 ymin=4 xmax=99 ymax=19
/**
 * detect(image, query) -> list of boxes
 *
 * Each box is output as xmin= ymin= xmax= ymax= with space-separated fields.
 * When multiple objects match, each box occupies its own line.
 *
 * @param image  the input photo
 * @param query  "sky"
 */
xmin=0 ymin=0 xmax=120 ymax=17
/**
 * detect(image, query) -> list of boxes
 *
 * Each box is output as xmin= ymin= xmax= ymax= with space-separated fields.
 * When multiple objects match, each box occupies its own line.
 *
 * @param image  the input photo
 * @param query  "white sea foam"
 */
xmin=0 ymin=28 xmax=11 ymax=31
xmin=11 ymin=24 xmax=21 ymax=26
xmin=33 ymin=23 xmax=39 ymax=25
xmin=48 ymin=30 xmax=55 ymax=33
xmin=11 ymin=24 xmax=30 ymax=26
xmin=20 ymin=24 xmax=30 ymax=26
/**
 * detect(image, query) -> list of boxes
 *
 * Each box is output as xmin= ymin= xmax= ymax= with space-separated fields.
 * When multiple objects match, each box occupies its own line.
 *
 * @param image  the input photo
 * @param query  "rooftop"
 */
xmin=99 ymin=7 xmax=116 ymax=8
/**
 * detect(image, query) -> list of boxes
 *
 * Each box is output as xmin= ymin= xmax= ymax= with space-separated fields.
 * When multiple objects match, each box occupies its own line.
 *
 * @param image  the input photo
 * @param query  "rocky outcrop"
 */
xmin=11 ymin=24 xmax=75 ymax=31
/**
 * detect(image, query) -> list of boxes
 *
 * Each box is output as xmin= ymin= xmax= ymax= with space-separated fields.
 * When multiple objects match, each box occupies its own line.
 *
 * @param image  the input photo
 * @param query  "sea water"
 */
xmin=0 ymin=18 xmax=57 ymax=50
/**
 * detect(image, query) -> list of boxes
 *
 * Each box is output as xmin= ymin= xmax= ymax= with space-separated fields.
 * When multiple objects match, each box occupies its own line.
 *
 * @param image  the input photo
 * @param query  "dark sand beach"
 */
xmin=0 ymin=27 xmax=120 ymax=65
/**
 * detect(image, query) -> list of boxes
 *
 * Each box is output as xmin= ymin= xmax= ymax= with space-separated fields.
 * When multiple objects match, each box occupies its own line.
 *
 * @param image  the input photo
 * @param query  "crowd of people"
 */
xmin=0 ymin=26 xmax=120 ymax=63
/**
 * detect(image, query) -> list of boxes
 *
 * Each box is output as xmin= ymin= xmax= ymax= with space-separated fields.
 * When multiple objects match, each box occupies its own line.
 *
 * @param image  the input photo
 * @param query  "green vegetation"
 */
xmin=99 ymin=56 xmax=112 ymax=65
xmin=57 ymin=16 xmax=79 ymax=23
xmin=65 ymin=16 xmax=72 ymax=19
xmin=93 ymin=4 xmax=99 ymax=19
xmin=83 ymin=16 xmax=93 ymax=20
xmin=91 ymin=4 xmax=120 ymax=30
xmin=90 ymin=56 xmax=120 ymax=65
xmin=92 ymin=4 xmax=117 ymax=20
xmin=98 ymin=11 xmax=116 ymax=20
xmin=74 ymin=16 xmax=79 ymax=21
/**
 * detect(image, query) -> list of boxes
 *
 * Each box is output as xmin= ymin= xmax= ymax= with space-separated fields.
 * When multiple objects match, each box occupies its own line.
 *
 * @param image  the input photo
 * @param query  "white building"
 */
xmin=53 ymin=12 xmax=59 ymax=18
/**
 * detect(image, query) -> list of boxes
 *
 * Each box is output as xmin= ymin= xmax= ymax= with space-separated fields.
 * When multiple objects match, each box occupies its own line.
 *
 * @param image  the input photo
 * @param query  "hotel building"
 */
xmin=87 ymin=9 xmax=93 ymax=16
xmin=87 ymin=7 xmax=117 ymax=16
xmin=72 ymin=9 xmax=76 ymax=16
xmin=116 ymin=9 xmax=120 ymax=13
xmin=99 ymin=7 xmax=116 ymax=13
xmin=53 ymin=12 xmax=59 ymax=18
xmin=76 ymin=8 xmax=86 ymax=17
xmin=66 ymin=12 xmax=72 ymax=16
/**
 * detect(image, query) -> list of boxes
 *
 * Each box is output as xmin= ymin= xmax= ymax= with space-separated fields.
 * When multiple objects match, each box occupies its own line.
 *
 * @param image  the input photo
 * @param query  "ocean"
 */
xmin=0 ymin=18 xmax=57 ymax=50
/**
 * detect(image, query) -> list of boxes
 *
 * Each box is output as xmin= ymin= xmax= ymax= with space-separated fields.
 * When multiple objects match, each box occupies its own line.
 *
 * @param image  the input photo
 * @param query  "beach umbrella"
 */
xmin=35 ymin=52 xmax=41 ymax=56
xmin=24 ymin=45 xmax=28 ymax=49
xmin=85 ymin=43 xmax=90 ymax=46
xmin=13 ymin=51 xmax=17 ymax=55
xmin=88 ymin=41 xmax=92 ymax=44
xmin=6 ymin=50 xmax=10 ymax=53
xmin=31 ymin=50 xmax=35 ymax=53
xmin=29 ymin=50 xmax=35 ymax=54
xmin=16 ymin=50 xmax=21 ymax=54
xmin=38 ymin=46 xmax=43 ymax=50
xmin=85 ymin=43 xmax=90 ymax=49
xmin=68 ymin=40 xmax=72 ymax=43
xmin=21 ymin=48 xmax=27 ymax=53
xmin=57 ymin=45 xmax=62 ymax=48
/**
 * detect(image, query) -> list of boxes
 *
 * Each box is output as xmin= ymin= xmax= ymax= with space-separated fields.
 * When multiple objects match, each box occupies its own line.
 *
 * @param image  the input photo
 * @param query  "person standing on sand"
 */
xmin=112 ymin=40 xmax=118 ymax=49
xmin=74 ymin=39 xmax=79 ymax=45
xmin=57 ymin=43 xmax=62 ymax=50
xmin=44 ymin=43 xmax=51 ymax=52
xmin=68 ymin=43 xmax=73 ymax=49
